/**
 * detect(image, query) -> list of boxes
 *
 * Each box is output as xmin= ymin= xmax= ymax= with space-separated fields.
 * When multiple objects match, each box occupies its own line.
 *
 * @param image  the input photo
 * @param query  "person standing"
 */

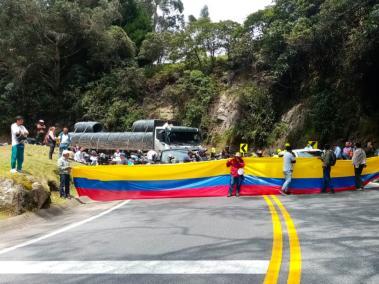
xmin=333 ymin=143 xmax=342 ymax=160
xmin=280 ymin=143 xmax=296 ymax=195
xmin=59 ymin=127 xmax=71 ymax=156
xmin=10 ymin=116 xmax=29 ymax=173
xmin=221 ymin=146 xmax=231 ymax=159
xmin=320 ymin=144 xmax=336 ymax=194
xmin=352 ymin=142 xmax=367 ymax=191
xmin=57 ymin=150 xmax=72 ymax=198
xmin=45 ymin=127 xmax=56 ymax=160
xmin=35 ymin=120 xmax=46 ymax=145
xmin=304 ymin=143 xmax=313 ymax=150
xmin=146 ymin=149 xmax=158 ymax=164
xmin=226 ymin=152 xmax=245 ymax=197
xmin=365 ymin=141 xmax=376 ymax=158
xmin=210 ymin=147 xmax=216 ymax=159
xmin=342 ymin=141 xmax=353 ymax=160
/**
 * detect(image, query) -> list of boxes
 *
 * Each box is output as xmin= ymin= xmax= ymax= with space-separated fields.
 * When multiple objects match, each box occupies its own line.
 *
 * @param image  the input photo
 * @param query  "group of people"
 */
xmin=8 ymin=116 xmax=376 ymax=199
xmin=72 ymin=148 xmax=159 ymax=166
xmin=45 ymin=126 xmax=71 ymax=159
xmin=321 ymin=142 xmax=368 ymax=193
xmin=9 ymin=116 xmax=72 ymax=198
xmin=224 ymin=142 xmax=371 ymax=197
xmin=34 ymin=120 xmax=72 ymax=159
xmin=334 ymin=141 xmax=377 ymax=159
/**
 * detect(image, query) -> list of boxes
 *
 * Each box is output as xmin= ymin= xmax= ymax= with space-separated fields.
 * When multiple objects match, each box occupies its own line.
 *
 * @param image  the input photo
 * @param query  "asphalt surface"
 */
xmin=1 ymin=185 xmax=379 ymax=284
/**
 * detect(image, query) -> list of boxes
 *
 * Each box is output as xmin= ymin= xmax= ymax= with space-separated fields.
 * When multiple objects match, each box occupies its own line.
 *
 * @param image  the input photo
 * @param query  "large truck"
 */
xmin=70 ymin=119 xmax=202 ymax=152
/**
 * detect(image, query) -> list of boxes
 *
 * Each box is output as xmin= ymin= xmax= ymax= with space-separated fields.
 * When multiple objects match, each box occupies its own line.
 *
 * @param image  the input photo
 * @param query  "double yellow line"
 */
xmin=263 ymin=195 xmax=302 ymax=284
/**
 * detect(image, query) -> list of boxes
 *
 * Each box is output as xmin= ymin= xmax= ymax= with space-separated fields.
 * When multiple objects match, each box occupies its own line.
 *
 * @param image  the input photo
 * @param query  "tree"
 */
xmin=138 ymin=32 xmax=171 ymax=64
xmin=0 ymin=0 xmax=133 ymax=127
xmin=199 ymin=5 xmax=210 ymax=20
xmin=153 ymin=0 xmax=185 ymax=31
xmin=162 ymin=70 xmax=217 ymax=128
xmin=188 ymin=14 xmax=197 ymax=23
xmin=216 ymin=20 xmax=241 ymax=59
xmin=81 ymin=67 xmax=146 ymax=131
xmin=234 ymin=84 xmax=275 ymax=147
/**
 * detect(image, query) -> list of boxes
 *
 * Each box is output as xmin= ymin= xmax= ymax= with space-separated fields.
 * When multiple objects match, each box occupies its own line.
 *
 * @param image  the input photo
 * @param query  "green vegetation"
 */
xmin=1 ymin=0 xmax=378 ymax=147
xmin=0 ymin=145 xmax=77 ymax=215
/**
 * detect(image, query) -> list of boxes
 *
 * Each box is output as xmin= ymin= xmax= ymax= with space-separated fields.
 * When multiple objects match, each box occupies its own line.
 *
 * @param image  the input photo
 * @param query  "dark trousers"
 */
xmin=49 ymin=143 xmax=56 ymax=160
xmin=322 ymin=166 xmax=334 ymax=193
xmin=60 ymin=174 xmax=71 ymax=197
xmin=229 ymin=176 xmax=243 ymax=195
xmin=36 ymin=133 xmax=44 ymax=145
xmin=354 ymin=165 xmax=364 ymax=189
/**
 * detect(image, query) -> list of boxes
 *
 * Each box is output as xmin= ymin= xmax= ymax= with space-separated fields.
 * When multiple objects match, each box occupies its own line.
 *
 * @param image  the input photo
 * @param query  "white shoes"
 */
xmin=10 ymin=169 xmax=17 ymax=174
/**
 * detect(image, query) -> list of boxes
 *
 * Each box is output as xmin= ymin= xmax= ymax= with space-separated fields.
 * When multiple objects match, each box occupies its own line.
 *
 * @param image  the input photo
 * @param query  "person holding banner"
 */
xmin=320 ymin=144 xmax=336 ymax=194
xmin=352 ymin=142 xmax=367 ymax=191
xmin=226 ymin=152 xmax=245 ymax=197
xmin=280 ymin=143 xmax=296 ymax=195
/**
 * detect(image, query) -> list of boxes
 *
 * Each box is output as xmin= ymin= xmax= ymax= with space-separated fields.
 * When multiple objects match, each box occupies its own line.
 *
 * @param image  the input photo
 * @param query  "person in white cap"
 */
xmin=57 ymin=150 xmax=72 ymax=198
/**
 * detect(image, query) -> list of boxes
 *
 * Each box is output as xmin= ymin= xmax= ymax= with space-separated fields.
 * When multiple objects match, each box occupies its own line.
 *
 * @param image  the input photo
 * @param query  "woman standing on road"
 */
xmin=226 ymin=152 xmax=245 ymax=197
xmin=352 ymin=142 xmax=367 ymax=191
xmin=45 ymin=127 xmax=56 ymax=160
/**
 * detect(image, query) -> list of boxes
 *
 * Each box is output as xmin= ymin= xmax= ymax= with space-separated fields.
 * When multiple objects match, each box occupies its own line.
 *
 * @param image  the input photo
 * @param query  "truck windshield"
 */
xmin=167 ymin=132 xmax=201 ymax=145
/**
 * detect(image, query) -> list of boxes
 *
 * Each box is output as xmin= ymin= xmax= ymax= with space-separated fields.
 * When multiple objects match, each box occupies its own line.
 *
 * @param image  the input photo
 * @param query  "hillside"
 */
xmin=0 ymin=0 xmax=378 ymax=150
xmin=0 ymin=145 xmax=76 ymax=218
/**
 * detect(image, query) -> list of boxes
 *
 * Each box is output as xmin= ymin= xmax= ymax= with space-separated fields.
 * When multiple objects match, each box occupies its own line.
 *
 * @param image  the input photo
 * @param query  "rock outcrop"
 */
xmin=0 ymin=178 xmax=51 ymax=215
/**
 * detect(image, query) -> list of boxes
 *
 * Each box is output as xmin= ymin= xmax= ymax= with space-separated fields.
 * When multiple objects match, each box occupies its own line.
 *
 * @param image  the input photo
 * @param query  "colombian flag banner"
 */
xmin=72 ymin=157 xmax=379 ymax=201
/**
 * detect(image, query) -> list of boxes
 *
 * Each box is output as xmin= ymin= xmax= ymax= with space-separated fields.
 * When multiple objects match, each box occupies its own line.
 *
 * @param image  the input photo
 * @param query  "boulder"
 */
xmin=31 ymin=182 xmax=51 ymax=209
xmin=0 ymin=178 xmax=51 ymax=215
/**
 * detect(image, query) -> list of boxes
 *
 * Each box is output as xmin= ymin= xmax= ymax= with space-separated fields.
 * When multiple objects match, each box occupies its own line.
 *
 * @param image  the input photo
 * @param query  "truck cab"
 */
xmin=154 ymin=126 xmax=202 ymax=152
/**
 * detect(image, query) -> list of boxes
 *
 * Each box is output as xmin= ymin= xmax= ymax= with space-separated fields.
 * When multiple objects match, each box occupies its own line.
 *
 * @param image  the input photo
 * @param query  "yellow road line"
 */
xmin=271 ymin=195 xmax=302 ymax=284
xmin=263 ymin=196 xmax=283 ymax=284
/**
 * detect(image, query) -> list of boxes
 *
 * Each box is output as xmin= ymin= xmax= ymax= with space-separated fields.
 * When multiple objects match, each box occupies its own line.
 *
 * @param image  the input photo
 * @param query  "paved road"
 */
xmin=0 ymin=186 xmax=379 ymax=283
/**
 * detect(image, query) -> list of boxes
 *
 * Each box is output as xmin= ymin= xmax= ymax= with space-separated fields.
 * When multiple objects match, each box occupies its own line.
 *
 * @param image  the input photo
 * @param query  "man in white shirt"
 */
xmin=280 ymin=143 xmax=296 ymax=195
xmin=74 ymin=147 xmax=86 ymax=163
xmin=10 ymin=116 xmax=29 ymax=173
xmin=113 ymin=149 xmax=122 ymax=163
xmin=59 ymin=127 xmax=71 ymax=156
xmin=147 ymin=149 xmax=158 ymax=163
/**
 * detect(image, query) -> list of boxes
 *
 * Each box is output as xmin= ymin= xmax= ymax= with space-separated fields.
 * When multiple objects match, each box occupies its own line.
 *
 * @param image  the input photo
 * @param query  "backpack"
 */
xmin=330 ymin=151 xmax=337 ymax=166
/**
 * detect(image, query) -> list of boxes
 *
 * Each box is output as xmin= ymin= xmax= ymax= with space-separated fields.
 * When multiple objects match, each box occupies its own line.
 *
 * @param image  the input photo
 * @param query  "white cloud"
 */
xmin=182 ymin=0 xmax=273 ymax=23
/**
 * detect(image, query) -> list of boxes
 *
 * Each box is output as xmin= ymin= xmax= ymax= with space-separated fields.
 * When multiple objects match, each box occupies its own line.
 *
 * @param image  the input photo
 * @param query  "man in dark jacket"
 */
xmin=320 ymin=144 xmax=336 ymax=194
xmin=226 ymin=152 xmax=245 ymax=197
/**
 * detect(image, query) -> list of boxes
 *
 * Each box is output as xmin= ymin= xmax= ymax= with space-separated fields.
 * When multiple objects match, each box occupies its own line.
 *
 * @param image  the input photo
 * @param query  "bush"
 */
xmin=81 ymin=67 xmax=146 ymax=131
xmin=233 ymin=84 xmax=275 ymax=147
xmin=162 ymin=70 xmax=217 ymax=129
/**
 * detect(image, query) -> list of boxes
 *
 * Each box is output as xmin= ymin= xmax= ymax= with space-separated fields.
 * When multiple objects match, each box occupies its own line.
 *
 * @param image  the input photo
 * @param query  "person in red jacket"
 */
xmin=226 ymin=152 xmax=245 ymax=197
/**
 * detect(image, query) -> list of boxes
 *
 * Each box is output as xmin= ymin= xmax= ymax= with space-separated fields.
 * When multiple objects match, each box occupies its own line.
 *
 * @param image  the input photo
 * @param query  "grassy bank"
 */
xmin=0 ymin=144 xmax=77 ymax=218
